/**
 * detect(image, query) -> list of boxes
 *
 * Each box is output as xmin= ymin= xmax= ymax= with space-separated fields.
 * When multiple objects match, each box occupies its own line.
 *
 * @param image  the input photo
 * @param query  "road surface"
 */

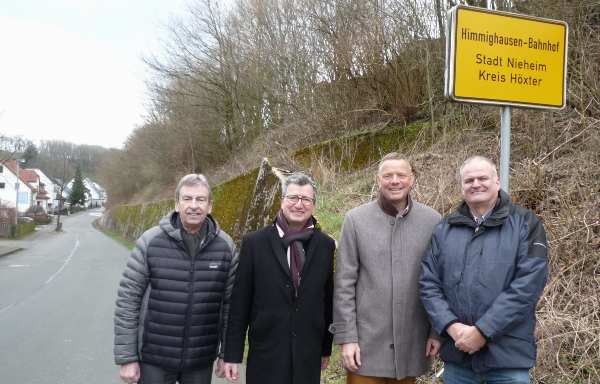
xmin=0 ymin=209 xmax=245 ymax=383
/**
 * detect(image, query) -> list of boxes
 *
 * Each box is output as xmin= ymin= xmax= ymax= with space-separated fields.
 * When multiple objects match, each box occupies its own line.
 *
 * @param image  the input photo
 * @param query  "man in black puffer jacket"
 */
xmin=420 ymin=156 xmax=548 ymax=384
xmin=114 ymin=174 xmax=238 ymax=384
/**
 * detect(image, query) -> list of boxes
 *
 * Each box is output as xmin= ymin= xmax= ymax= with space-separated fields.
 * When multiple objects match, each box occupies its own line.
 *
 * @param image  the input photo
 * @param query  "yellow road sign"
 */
xmin=445 ymin=6 xmax=568 ymax=109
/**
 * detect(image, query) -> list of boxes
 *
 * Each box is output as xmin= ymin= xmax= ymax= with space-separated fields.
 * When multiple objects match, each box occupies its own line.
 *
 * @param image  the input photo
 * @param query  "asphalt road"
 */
xmin=0 ymin=210 xmax=245 ymax=384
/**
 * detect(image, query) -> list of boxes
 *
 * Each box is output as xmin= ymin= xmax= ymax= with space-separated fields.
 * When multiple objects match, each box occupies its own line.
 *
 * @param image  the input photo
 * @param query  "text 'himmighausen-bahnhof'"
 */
xmin=461 ymin=28 xmax=561 ymax=52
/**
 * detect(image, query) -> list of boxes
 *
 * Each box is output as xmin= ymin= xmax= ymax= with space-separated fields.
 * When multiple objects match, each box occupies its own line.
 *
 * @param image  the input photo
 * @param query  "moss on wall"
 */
xmin=208 ymin=159 xmax=282 ymax=245
xmin=293 ymin=123 xmax=424 ymax=172
xmin=211 ymin=166 xmax=262 ymax=243
xmin=100 ymin=159 xmax=284 ymax=246
xmin=98 ymin=125 xmax=426 ymax=245
xmin=99 ymin=199 xmax=174 ymax=243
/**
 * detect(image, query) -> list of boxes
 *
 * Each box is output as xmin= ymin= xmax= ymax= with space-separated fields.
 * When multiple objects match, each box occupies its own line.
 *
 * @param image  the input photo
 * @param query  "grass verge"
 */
xmin=92 ymin=219 xmax=135 ymax=249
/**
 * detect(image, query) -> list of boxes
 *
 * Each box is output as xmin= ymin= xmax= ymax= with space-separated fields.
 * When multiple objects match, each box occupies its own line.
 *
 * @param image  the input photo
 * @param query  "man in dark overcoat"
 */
xmin=223 ymin=172 xmax=336 ymax=384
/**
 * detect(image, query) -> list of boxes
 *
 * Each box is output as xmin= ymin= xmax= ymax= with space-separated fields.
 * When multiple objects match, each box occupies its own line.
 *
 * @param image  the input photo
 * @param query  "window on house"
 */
xmin=0 ymin=183 xmax=4 ymax=188
xmin=0 ymin=165 xmax=3 ymax=173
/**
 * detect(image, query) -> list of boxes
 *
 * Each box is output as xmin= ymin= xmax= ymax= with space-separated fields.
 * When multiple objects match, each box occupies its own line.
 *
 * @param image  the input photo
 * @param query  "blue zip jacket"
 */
xmin=420 ymin=190 xmax=548 ymax=373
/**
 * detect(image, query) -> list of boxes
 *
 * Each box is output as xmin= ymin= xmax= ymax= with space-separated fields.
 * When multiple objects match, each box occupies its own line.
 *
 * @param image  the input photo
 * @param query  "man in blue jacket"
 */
xmin=420 ymin=156 xmax=548 ymax=384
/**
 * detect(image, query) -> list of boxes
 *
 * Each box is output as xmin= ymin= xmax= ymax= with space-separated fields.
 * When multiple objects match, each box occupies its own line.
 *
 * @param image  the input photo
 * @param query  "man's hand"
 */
xmin=224 ymin=362 xmax=240 ymax=383
xmin=214 ymin=358 xmax=226 ymax=378
xmin=119 ymin=362 xmax=140 ymax=384
xmin=454 ymin=325 xmax=487 ymax=354
xmin=425 ymin=338 xmax=441 ymax=356
xmin=340 ymin=342 xmax=361 ymax=372
xmin=446 ymin=322 xmax=468 ymax=342
xmin=321 ymin=356 xmax=330 ymax=370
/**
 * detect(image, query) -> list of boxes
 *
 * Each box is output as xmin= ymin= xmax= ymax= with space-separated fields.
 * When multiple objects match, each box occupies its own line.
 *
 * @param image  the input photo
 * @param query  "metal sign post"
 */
xmin=500 ymin=106 xmax=511 ymax=191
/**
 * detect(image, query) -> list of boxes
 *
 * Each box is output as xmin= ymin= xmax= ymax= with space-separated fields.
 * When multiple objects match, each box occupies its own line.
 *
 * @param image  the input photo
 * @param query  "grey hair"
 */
xmin=282 ymin=173 xmax=317 ymax=202
xmin=378 ymin=152 xmax=412 ymax=174
xmin=459 ymin=156 xmax=499 ymax=184
xmin=175 ymin=174 xmax=212 ymax=201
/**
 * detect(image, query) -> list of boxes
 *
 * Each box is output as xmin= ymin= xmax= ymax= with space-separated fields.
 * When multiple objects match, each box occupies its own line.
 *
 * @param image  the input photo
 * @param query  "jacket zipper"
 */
xmin=459 ymin=225 xmax=485 ymax=322
xmin=181 ymin=253 xmax=196 ymax=370
xmin=182 ymin=236 xmax=209 ymax=369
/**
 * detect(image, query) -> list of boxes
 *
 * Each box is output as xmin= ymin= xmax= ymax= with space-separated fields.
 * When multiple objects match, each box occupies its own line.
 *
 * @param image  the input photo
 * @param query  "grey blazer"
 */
xmin=330 ymin=200 xmax=440 ymax=379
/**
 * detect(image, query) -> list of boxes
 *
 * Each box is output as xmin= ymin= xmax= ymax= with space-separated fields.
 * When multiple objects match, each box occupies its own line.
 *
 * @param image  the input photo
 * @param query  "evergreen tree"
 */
xmin=22 ymin=142 xmax=38 ymax=167
xmin=69 ymin=167 xmax=87 ymax=207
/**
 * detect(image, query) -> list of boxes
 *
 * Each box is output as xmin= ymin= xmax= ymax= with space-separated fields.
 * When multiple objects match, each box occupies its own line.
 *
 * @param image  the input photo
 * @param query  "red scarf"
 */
xmin=276 ymin=209 xmax=314 ymax=295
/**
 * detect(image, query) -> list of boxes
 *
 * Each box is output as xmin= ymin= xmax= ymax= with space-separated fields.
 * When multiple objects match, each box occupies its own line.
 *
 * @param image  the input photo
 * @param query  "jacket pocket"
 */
xmin=443 ymin=270 xmax=462 ymax=292
xmin=138 ymin=285 xmax=151 ymax=358
xmin=479 ymin=262 xmax=515 ymax=291
xmin=356 ymin=288 xmax=374 ymax=321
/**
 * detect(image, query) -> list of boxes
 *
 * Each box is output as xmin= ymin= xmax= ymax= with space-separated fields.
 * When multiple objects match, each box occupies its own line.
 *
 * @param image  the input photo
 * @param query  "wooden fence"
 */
xmin=0 ymin=222 xmax=12 ymax=238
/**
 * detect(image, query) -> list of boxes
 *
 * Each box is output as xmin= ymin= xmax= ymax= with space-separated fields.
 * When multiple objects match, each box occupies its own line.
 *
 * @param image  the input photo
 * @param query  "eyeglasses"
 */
xmin=284 ymin=195 xmax=315 ymax=206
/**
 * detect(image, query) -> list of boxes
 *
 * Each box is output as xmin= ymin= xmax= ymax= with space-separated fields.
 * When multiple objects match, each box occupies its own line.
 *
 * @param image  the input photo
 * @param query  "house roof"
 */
xmin=2 ymin=161 xmax=36 ymax=192
xmin=28 ymin=166 xmax=59 ymax=185
xmin=20 ymin=169 xmax=39 ymax=183
xmin=84 ymin=178 xmax=104 ymax=197
xmin=55 ymin=179 xmax=71 ymax=198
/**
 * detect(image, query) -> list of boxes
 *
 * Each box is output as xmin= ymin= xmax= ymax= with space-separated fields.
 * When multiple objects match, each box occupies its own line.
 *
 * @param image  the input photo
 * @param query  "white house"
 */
xmin=55 ymin=179 xmax=71 ymax=211
xmin=29 ymin=167 xmax=60 ymax=214
xmin=20 ymin=169 xmax=50 ymax=212
xmin=66 ymin=178 xmax=106 ymax=207
xmin=84 ymin=178 xmax=107 ymax=207
xmin=0 ymin=161 xmax=36 ymax=215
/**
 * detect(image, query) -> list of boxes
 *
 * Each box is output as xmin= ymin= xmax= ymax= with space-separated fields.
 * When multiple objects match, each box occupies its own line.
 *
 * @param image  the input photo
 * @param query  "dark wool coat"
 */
xmin=224 ymin=221 xmax=335 ymax=384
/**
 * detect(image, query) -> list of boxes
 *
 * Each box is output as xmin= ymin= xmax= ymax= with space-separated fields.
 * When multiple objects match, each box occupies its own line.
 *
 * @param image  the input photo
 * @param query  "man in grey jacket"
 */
xmin=330 ymin=153 xmax=441 ymax=384
xmin=114 ymin=174 xmax=238 ymax=384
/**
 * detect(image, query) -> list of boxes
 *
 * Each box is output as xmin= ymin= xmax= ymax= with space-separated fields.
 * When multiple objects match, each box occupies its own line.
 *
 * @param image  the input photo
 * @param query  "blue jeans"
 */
xmin=443 ymin=362 xmax=530 ymax=384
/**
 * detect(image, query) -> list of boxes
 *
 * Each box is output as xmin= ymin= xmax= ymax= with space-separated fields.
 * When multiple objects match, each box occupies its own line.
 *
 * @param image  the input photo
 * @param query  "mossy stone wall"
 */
xmin=98 ymin=198 xmax=174 ymax=243
xmin=210 ymin=159 xmax=281 ymax=243
xmin=99 ymin=125 xmax=424 ymax=245
xmin=99 ymin=158 xmax=283 ymax=246
xmin=292 ymin=123 xmax=424 ymax=172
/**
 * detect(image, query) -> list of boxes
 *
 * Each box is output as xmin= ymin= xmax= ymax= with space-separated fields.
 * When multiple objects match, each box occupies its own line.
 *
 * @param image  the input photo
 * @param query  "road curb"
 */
xmin=0 ymin=248 xmax=23 ymax=259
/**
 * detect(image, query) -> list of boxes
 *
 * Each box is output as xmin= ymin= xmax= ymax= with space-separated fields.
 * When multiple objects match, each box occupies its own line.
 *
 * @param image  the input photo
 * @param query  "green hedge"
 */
xmin=14 ymin=221 xmax=35 ymax=238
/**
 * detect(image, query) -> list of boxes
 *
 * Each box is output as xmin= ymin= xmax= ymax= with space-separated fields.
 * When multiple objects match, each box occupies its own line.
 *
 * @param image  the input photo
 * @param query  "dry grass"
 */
xmin=311 ymin=108 xmax=600 ymax=383
xmin=203 ymin=97 xmax=600 ymax=383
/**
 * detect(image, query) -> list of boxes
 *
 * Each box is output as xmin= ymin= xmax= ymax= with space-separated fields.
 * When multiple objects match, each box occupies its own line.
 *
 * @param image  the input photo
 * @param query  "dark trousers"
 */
xmin=139 ymin=362 xmax=213 ymax=384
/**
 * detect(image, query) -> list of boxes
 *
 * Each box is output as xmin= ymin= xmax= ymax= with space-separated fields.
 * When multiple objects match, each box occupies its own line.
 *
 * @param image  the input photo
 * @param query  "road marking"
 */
xmin=46 ymin=235 xmax=80 ymax=284
xmin=0 ymin=302 xmax=15 ymax=314
xmin=89 ymin=213 xmax=103 ymax=217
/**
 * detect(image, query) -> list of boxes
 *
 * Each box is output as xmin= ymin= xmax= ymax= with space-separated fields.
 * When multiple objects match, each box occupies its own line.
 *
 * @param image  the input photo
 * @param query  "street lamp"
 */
xmin=14 ymin=159 xmax=25 ymax=226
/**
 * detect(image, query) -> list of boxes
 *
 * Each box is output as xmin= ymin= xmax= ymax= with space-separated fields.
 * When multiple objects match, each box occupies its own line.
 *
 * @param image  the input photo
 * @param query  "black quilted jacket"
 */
xmin=114 ymin=211 xmax=238 ymax=370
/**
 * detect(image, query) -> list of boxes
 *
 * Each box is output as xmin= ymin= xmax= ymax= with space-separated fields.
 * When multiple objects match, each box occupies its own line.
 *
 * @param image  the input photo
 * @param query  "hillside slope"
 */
xmin=309 ymin=108 xmax=599 ymax=383
xmin=102 ymin=106 xmax=599 ymax=383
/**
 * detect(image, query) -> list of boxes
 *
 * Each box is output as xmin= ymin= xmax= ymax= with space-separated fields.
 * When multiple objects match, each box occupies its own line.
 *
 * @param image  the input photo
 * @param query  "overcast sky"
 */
xmin=0 ymin=0 xmax=194 ymax=149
